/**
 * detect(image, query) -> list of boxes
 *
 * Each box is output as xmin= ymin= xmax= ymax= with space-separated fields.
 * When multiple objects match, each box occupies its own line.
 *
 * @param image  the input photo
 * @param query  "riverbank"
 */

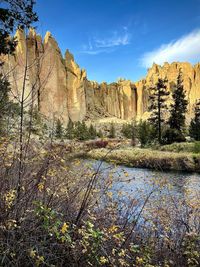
xmin=84 ymin=147 xmax=200 ymax=172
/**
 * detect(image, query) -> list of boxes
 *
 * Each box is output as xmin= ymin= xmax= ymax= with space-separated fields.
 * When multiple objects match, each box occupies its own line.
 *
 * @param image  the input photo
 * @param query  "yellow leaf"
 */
xmin=37 ymin=183 xmax=44 ymax=192
xmin=29 ymin=249 xmax=36 ymax=258
xmin=99 ymin=256 xmax=108 ymax=264
xmin=61 ymin=222 xmax=69 ymax=234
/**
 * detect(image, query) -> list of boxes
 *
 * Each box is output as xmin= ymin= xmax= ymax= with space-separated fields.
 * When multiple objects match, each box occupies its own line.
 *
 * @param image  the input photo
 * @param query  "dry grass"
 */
xmin=86 ymin=147 xmax=200 ymax=172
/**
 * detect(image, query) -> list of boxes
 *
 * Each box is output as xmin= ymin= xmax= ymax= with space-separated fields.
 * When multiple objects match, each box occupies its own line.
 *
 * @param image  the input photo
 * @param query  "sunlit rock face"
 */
xmin=85 ymin=80 xmax=137 ymax=120
xmin=2 ymin=30 xmax=200 ymax=124
xmin=2 ymin=29 xmax=42 ymax=109
xmin=40 ymin=31 xmax=69 ymax=123
xmin=65 ymin=50 xmax=87 ymax=122
xmin=142 ymin=62 xmax=200 ymax=118
xmin=2 ymin=29 xmax=69 ymax=124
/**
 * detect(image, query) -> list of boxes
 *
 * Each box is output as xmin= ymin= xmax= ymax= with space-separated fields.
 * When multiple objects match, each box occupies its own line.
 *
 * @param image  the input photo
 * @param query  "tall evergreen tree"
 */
xmin=189 ymin=100 xmax=200 ymax=141
xmin=0 ymin=0 xmax=38 ymax=61
xmin=0 ymin=74 xmax=10 ymax=134
xmin=0 ymin=74 xmax=10 ymax=117
xmin=148 ymin=78 xmax=169 ymax=144
xmin=0 ymin=1 xmax=38 ymax=136
xmin=168 ymin=72 xmax=188 ymax=131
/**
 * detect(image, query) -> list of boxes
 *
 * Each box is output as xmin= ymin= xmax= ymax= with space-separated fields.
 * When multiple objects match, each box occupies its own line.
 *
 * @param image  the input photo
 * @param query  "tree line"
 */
xmin=146 ymin=72 xmax=200 ymax=144
xmin=55 ymin=119 xmax=103 ymax=140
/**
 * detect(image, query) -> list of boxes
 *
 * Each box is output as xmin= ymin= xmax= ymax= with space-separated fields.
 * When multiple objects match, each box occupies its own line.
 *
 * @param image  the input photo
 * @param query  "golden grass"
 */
xmin=86 ymin=147 xmax=200 ymax=172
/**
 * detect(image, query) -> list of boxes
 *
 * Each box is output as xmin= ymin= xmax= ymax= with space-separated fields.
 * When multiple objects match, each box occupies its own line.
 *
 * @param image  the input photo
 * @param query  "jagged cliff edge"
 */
xmin=2 ymin=29 xmax=200 ymax=124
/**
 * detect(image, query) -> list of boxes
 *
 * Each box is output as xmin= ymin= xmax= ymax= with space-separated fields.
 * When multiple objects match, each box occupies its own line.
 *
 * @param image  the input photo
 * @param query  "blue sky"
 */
xmin=35 ymin=0 xmax=200 ymax=83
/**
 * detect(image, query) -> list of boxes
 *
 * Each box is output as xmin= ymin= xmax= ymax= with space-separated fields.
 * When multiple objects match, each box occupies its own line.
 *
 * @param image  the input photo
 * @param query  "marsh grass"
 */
xmin=87 ymin=147 xmax=200 ymax=172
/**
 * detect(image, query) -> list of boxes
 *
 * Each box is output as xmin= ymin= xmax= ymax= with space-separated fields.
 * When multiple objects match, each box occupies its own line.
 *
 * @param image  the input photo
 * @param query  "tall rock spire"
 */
xmin=2 ymin=29 xmax=200 ymax=123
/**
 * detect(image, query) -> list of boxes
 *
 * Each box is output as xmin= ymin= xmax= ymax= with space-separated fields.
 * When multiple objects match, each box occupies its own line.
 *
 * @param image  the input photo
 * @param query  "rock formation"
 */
xmin=65 ymin=49 xmax=87 ymax=121
xmin=136 ymin=62 xmax=200 ymax=119
xmin=1 ymin=30 xmax=200 ymax=125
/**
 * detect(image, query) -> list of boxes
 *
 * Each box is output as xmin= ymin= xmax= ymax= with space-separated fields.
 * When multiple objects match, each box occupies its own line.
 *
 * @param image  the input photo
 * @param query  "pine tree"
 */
xmin=0 ymin=1 xmax=38 ymax=61
xmin=137 ymin=120 xmax=153 ymax=147
xmin=109 ymin=123 xmax=116 ymax=138
xmin=74 ymin=121 xmax=89 ymax=140
xmin=55 ymin=119 xmax=63 ymax=139
xmin=0 ymin=74 xmax=10 ymax=117
xmin=168 ymin=72 xmax=188 ymax=131
xmin=88 ymin=124 xmax=97 ymax=139
xmin=189 ymin=100 xmax=200 ymax=141
xmin=65 ymin=118 xmax=74 ymax=139
xmin=0 ymin=74 xmax=10 ymax=134
xmin=148 ymin=78 xmax=169 ymax=144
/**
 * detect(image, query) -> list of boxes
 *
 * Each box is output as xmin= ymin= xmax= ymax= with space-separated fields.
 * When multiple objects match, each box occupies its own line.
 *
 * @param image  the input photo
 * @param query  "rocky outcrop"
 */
xmin=85 ymin=80 xmax=137 ymax=120
xmin=65 ymin=50 xmax=86 ymax=121
xmin=1 ymin=30 xmax=200 ymax=124
xmin=40 ymin=31 xmax=69 ymax=123
xmin=141 ymin=62 xmax=200 ymax=117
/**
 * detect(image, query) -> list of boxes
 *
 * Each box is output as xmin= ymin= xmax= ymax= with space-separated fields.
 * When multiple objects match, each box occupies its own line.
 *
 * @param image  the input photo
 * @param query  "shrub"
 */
xmin=0 ymin=139 xmax=200 ymax=266
xmin=65 ymin=118 xmax=74 ymax=140
xmin=108 ymin=123 xmax=116 ymax=138
xmin=97 ymin=129 xmax=103 ymax=138
xmin=74 ymin=121 xmax=89 ymax=141
xmin=66 ymin=121 xmax=97 ymax=141
xmin=193 ymin=141 xmax=200 ymax=154
xmin=94 ymin=140 xmax=108 ymax=148
xmin=88 ymin=124 xmax=97 ymax=139
xmin=160 ymin=142 xmax=193 ymax=153
xmin=121 ymin=123 xmax=133 ymax=139
xmin=162 ymin=128 xmax=186 ymax=145
xmin=55 ymin=119 xmax=63 ymax=139
xmin=137 ymin=120 xmax=153 ymax=147
xmin=189 ymin=119 xmax=200 ymax=141
xmin=189 ymin=100 xmax=200 ymax=141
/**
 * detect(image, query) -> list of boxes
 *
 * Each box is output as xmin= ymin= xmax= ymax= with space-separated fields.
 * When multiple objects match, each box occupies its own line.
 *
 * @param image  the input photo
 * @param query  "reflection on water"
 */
xmin=85 ymin=159 xmax=200 ymax=199
xmin=73 ymin=159 xmax=200 ymax=228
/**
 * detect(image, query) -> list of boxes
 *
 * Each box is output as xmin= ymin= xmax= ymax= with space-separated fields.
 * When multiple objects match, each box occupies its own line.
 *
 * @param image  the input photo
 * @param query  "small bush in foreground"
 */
xmin=0 ymin=140 xmax=200 ymax=266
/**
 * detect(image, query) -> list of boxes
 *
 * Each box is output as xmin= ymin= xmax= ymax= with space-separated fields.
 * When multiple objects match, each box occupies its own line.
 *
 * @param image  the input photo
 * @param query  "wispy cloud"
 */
xmin=94 ymin=31 xmax=130 ymax=48
xmin=81 ymin=28 xmax=131 ymax=55
xmin=80 ymin=49 xmax=115 ymax=55
xmin=141 ymin=29 xmax=200 ymax=68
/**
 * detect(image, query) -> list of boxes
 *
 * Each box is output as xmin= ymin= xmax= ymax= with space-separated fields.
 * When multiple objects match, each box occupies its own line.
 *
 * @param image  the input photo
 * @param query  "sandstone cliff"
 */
xmin=1 ymin=30 xmax=200 ymax=124
xmin=85 ymin=80 xmax=137 ymax=120
xmin=144 ymin=62 xmax=200 ymax=116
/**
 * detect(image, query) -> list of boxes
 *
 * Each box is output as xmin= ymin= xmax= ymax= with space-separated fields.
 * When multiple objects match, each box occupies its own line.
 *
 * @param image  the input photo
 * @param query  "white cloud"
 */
xmin=81 ymin=28 xmax=131 ymax=55
xmin=80 ymin=49 xmax=113 ymax=55
xmin=141 ymin=29 xmax=200 ymax=68
xmin=94 ymin=32 xmax=130 ymax=48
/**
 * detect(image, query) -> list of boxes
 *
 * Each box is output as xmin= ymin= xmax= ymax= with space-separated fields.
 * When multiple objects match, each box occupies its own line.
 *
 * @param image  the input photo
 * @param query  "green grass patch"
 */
xmin=159 ymin=142 xmax=200 ymax=154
